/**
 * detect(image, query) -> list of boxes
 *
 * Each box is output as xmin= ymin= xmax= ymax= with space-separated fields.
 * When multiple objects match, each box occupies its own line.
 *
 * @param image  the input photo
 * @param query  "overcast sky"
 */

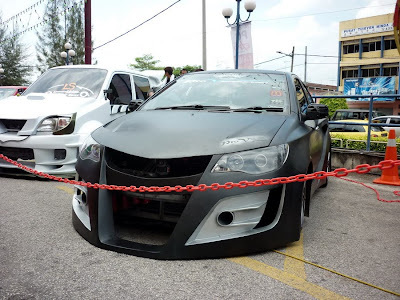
xmin=1 ymin=0 xmax=396 ymax=85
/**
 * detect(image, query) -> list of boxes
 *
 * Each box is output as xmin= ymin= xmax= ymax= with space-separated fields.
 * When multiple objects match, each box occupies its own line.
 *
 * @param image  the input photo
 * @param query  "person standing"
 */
xmin=163 ymin=67 xmax=174 ymax=86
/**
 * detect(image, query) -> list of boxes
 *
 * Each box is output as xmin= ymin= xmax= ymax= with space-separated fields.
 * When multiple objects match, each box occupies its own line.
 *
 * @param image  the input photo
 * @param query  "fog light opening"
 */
xmin=54 ymin=149 xmax=66 ymax=160
xmin=217 ymin=211 xmax=235 ymax=226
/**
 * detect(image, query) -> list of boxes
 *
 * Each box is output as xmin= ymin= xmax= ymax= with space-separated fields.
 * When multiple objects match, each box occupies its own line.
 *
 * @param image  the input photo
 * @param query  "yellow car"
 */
xmin=329 ymin=119 xmax=388 ymax=138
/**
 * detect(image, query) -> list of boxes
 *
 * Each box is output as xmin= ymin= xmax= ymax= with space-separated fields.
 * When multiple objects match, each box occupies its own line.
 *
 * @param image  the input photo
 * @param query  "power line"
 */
xmin=274 ymin=63 xmax=303 ymax=71
xmin=2 ymin=0 xmax=84 ymax=43
xmin=93 ymin=0 xmax=182 ymax=51
xmin=0 ymin=0 xmax=47 ymax=25
xmin=254 ymin=55 xmax=287 ymax=66
xmin=254 ymin=53 xmax=400 ymax=66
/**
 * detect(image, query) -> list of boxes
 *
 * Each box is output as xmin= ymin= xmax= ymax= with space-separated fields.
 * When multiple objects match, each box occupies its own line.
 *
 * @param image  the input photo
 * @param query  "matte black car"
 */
xmin=73 ymin=70 xmax=330 ymax=260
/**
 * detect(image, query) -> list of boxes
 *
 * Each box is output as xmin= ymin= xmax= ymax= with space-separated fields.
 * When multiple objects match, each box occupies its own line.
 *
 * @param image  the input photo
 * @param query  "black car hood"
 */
xmin=93 ymin=110 xmax=288 ymax=158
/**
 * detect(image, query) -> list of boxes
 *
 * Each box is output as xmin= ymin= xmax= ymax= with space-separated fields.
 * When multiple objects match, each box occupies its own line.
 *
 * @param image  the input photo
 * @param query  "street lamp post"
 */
xmin=277 ymin=46 xmax=295 ymax=72
xmin=222 ymin=0 xmax=256 ymax=69
xmin=0 ymin=64 xmax=4 ymax=86
xmin=60 ymin=42 xmax=76 ymax=65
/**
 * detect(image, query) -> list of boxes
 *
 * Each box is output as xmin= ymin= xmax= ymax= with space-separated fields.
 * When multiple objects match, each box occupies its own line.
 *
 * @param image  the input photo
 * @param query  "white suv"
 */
xmin=372 ymin=115 xmax=400 ymax=137
xmin=0 ymin=65 xmax=155 ymax=177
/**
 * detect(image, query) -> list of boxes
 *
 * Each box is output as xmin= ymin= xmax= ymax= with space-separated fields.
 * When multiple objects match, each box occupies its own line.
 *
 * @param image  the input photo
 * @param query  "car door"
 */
xmin=388 ymin=117 xmax=400 ymax=136
xmin=107 ymin=73 xmax=133 ymax=115
xmin=132 ymin=75 xmax=151 ymax=100
xmin=294 ymin=77 xmax=327 ymax=177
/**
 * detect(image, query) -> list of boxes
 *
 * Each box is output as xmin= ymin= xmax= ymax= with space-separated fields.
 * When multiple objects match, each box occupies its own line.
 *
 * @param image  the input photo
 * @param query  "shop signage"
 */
xmin=341 ymin=23 xmax=393 ymax=37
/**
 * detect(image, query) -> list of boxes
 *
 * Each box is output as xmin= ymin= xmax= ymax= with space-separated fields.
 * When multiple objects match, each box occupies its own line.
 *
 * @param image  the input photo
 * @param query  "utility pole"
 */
xmin=84 ymin=0 xmax=92 ymax=64
xmin=202 ymin=0 xmax=207 ymax=70
xmin=290 ymin=46 xmax=295 ymax=72
xmin=304 ymin=46 xmax=307 ymax=83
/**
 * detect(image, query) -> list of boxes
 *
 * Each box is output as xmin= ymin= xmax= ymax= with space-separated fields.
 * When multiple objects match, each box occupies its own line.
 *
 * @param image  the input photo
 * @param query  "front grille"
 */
xmin=0 ymin=146 xmax=34 ymax=160
xmin=106 ymin=148 xmax=212 ymax=178
xmin=112 ymin=190 xmax=191 ymax=245
xmin=0 ymin=119 xmax=27 ymax=132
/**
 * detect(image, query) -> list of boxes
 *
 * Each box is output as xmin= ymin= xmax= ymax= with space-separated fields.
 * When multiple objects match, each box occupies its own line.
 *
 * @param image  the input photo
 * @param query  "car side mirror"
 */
xmin=103 ymin=88 xmax=112 ymax=100
xmin=127 ymin=99 xmax=143 ymax=113
xmin=17 ymin=88 xmax=25 ymax=93
xmin=305 ymin=104 xmax=329 ymax=120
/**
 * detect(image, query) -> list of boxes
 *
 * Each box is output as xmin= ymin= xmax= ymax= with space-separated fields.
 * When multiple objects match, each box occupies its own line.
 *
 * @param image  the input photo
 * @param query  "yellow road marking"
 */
xmin=284 ymin=231 xmax=306 ymax=279
xmin=56 ymin=185 xmax=74 ymax=195
xmin=228 ymin=257 xmax=351 ymax=300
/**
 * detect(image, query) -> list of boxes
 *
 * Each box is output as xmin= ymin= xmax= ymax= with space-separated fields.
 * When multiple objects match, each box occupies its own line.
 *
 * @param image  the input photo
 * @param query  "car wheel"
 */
xmin=320 ymin=148 xmax=331 ymax=188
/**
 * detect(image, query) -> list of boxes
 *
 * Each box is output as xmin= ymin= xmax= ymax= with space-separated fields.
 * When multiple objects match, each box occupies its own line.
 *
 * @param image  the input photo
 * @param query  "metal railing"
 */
xmin=331 ymin=138 xmax=400 ymax=151
xmin=312 ymin=94 xmax=400 ymax=151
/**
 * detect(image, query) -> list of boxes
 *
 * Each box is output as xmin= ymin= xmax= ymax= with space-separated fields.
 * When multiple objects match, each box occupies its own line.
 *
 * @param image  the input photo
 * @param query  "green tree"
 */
xmin=36 ymin=0 xmax=64 ymax=73
xmin=320 ymin=97 xmax=348 ymax=119
xmin=0 ymin=14 xmax=32 ymax=85
xmin=173 ymin=65 xmax=202 ymax=77
xmin=36 ymin=0 xmax=88 ymax=72
xmin=130 ymin=54 xmax=162 ymax=71
xmin=65 ymin=1 xmax=85 ymax=65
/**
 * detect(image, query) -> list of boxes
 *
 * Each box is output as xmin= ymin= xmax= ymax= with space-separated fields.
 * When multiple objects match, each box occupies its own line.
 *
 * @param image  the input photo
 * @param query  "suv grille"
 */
xmin=106 ymin=148 xmax=212 ymax=178
xmin=0 ymin=119 xmax=27 ymax=132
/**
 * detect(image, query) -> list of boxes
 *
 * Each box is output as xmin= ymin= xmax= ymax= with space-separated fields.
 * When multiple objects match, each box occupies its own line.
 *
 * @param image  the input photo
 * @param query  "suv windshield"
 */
xmin=141 ymin=72 xmax=289 ymax=112
xmin=24 ymin=68 xmax=108 ymax=98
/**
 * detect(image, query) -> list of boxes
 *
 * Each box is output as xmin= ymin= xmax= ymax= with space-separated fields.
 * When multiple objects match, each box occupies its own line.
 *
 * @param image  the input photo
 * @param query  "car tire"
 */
xmin=320 ymin=148 xmax=331 ymax=188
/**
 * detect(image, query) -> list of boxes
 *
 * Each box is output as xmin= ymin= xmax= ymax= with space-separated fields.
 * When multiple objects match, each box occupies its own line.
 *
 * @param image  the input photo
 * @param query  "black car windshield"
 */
xmin=24 ymin=68 xmax=108 ymax=98
xmin=141 ymin=72 xmax=289 ymax=112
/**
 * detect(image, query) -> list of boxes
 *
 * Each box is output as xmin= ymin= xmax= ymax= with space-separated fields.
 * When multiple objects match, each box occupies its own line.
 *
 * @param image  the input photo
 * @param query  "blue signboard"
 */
xmin=343 ymin=76 xmax=396 ymax=101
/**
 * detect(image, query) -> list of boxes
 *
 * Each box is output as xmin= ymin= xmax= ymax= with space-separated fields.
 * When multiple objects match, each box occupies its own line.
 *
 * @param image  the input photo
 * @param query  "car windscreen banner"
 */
xmin=343 ymin=76 xmax=396 ymax=101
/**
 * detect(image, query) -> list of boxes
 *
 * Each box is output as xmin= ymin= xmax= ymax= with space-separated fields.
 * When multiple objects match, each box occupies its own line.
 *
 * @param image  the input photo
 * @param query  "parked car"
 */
xmin=73 ymin=70 xmax=331 ymax=259
xmin=0 ymin=86 xmax=28 ymax=100
xmin=372 ymin=115 xmax=400 ymax=137
xmin=0 ymin=65 xmax=155 ymax=177
xmin=331 ymin=109 xmax=385 ymax=121
xmin=329 ymin=119 xmax=388 ymax=138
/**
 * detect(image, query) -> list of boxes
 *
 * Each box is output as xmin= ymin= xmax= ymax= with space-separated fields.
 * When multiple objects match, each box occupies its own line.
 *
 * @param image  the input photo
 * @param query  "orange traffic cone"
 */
xmin=373 ymin=129 xmax=400 ymax=186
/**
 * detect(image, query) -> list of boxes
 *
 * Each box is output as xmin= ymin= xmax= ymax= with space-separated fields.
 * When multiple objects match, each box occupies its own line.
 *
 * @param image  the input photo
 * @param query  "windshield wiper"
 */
xmin=232 ymin=107 xmax=284 ymax=112
xmin=155 ymin=105 xmax=231 ymax=110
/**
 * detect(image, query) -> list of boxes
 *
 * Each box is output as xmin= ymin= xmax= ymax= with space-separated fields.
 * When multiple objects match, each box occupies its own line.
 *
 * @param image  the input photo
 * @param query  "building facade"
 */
xmin=338 ymin=13 xmax=400 ymax=115
xmin=307 ymin=82 xmax=338 ymax=96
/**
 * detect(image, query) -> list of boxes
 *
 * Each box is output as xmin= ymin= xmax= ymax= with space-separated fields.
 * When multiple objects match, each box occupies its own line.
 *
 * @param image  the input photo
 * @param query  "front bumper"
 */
xmin=0 ymin=133 xmax=86 ymax=177
xmin=73 ymin=153 xmax=305 ymax=260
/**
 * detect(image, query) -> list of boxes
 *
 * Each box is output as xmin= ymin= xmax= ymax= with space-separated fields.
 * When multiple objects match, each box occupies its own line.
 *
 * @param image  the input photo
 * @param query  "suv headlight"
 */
xmin=37 ymin=116 xmax=73 ymax=133
xmin=211 ymin=144 xmax=289 ymax=175
xmin=79 ymin=135 xmax=102 ymax=162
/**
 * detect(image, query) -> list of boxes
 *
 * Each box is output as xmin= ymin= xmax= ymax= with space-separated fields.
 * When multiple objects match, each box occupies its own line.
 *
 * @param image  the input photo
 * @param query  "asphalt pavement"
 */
xmin=0 ymin=172 xmax=399 ymax=300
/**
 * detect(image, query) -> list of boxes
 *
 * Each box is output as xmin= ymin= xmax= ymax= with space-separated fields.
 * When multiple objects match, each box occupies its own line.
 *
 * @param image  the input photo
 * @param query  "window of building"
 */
xmin=362 ymin=41 xmax=381 ymax=53
xmin=384 ymin=38 xmax=396 ymax=50
xmin=343 ymin=43 xmax=359 ymax=54
xmin=342 ymin=69 xmax=358 ymax=79
xmin=361 ymin=66 xmax=380 ymax=77
xmin=383 ymin=64 xmax=399 ymax=76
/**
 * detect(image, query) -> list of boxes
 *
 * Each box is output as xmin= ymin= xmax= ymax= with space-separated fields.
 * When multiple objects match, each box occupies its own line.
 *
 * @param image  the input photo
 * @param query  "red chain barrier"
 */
xmin=339 ymin=177 xmax=400 ymax=203
xmin=1 ymin=153 xmax=400 ymax=195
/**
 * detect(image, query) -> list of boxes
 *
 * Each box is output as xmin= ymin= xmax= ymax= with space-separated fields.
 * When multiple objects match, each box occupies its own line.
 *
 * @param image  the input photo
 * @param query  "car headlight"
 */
xmin=79 ymin=135 xmax=102 ymax=162
xmin=37 ymin=116 xmax=72 ymax=133
xmin=211 ymin=144 xmax=289 ymax=174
